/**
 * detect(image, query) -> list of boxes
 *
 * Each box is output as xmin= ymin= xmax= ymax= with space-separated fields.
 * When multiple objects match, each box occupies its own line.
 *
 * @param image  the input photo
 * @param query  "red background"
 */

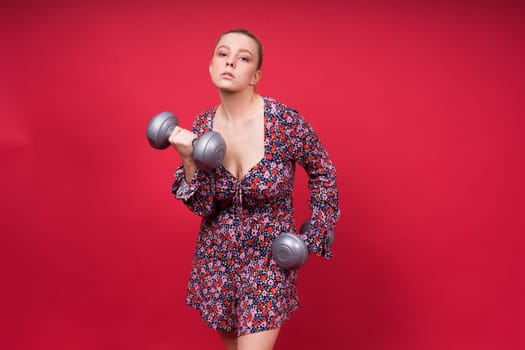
xmin=2 ymin=1 xmax=523 ymax=349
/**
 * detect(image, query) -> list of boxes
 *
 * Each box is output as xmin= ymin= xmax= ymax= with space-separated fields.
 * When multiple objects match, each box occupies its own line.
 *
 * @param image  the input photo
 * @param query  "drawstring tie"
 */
xmin=234 ymin=182 xmax=243 ymax=217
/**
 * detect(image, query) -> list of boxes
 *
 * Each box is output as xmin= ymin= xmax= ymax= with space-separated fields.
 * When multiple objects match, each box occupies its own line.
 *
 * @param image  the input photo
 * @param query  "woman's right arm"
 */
xmin=169 ymin=115 xmax=217 ymax=217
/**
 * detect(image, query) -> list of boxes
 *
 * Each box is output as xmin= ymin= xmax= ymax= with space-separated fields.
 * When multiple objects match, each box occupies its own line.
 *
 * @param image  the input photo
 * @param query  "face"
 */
xmin=209 ymin=32 xmax=261 ymax=92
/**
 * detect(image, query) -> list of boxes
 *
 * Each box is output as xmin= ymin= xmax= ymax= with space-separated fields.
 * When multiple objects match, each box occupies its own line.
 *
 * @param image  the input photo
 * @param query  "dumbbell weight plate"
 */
xmin=146 ymin=112 xmax=179 ymax=149
xmin=272 ymin=233 xmax=308 ymax=270
xmin=193 ymin=131 xmax=227 ymax=171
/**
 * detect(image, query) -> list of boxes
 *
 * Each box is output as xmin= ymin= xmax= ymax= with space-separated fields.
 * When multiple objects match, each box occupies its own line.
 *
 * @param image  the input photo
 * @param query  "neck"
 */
xmin=218 ymin=89 xmax=260 ymax=121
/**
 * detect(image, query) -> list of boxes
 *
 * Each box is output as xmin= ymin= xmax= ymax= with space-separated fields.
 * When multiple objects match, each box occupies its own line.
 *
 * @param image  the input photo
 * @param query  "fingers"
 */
xmin=168 ymin=126 xmax=197 ymax=159
xmin=168 ymin=126 xmax=194 ymax=145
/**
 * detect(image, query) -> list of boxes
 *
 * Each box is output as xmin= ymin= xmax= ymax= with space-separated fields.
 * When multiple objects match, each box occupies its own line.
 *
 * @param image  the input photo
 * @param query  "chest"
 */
xmin=214 ymin=112 xmax=265 ymax=180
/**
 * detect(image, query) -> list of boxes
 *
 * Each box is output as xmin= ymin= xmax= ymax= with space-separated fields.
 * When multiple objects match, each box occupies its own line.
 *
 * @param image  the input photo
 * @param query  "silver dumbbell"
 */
xmin=146 ymin=111 xmax=226 ymax=171
xmin=272 ymin=220 xmax=335 ymax=270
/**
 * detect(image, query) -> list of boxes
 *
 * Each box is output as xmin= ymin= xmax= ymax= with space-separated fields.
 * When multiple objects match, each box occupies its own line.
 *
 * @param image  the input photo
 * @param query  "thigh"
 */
xmin=238 ymin=328 xmax=280 ymax=350
xmin=238 ymin=258 xmax=299 ymax=332
xmin=219 ymin=331 xmax=238 ymax=350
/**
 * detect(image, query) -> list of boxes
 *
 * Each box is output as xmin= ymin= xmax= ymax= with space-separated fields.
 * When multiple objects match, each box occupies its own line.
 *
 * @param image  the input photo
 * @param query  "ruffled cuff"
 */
xmin=171 ymin=166 xmax=202 ymax=200
xmin=298 ymin=223 xmax=334 ymax=259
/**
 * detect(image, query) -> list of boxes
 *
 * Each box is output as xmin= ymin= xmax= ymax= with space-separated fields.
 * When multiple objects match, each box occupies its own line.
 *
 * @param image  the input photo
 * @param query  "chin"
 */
xmin=217 ymin=84 xmax=243 ymax=93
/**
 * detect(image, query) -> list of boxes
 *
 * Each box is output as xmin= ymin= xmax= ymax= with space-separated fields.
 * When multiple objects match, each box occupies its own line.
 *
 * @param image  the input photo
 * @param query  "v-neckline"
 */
xmin=210 ymin=96 xmax=269 ymax=182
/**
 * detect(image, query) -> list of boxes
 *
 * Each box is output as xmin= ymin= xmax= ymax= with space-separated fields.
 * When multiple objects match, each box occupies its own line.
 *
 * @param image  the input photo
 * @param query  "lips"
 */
xmin=221 ymin=72 xmax=235 ymax=79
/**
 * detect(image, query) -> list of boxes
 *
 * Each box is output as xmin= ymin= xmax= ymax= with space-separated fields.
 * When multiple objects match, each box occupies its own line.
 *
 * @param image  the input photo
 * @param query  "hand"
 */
xmin=168 ymin=126 xmax=198 ymax=163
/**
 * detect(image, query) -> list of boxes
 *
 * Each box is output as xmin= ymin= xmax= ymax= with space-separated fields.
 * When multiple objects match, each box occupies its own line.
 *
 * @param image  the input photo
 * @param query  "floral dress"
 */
xmin=172 ymin=96 xmax=340 ymax=336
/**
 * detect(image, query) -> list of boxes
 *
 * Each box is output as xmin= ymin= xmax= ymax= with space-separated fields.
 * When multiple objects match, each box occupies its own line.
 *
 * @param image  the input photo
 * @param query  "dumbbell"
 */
xmin=272 ymin=220 xmax=335 ymax=270
xmin=146 ymin=111 xmax=226 ymax=171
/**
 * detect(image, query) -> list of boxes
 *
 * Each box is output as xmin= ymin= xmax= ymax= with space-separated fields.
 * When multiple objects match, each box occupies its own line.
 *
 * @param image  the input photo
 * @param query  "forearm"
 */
xmin=181 ymin=158 xmax=197 ymax=184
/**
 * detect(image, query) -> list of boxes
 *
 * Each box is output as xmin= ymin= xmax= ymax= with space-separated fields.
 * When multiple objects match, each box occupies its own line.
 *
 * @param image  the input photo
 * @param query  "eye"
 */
xmin=217 ymin=51 xmax=228 ymax=57
xmin=239 ymin=56 xmax=250 ymax=62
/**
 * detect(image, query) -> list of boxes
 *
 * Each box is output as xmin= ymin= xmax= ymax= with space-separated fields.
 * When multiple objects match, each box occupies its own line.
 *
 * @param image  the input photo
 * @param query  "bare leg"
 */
xmin=219 ymin=331 xmax=238 ymax=350
xmin=238 ymin=328 xmax=280 ymax=350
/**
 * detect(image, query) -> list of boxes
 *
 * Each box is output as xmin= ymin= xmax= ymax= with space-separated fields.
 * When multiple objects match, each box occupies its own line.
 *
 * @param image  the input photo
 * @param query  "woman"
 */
xmin=169 ymin=29 xmax=340 ymax=350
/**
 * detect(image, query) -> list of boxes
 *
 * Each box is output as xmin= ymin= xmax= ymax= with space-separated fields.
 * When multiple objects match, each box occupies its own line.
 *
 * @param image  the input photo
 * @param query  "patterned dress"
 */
xmin=172 ymin=96 xmax=340 ymax=336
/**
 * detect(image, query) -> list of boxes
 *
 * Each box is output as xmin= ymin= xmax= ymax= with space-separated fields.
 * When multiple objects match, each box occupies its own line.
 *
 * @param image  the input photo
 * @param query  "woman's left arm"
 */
xmin=286 ymin=110 xmax=340 ymax=258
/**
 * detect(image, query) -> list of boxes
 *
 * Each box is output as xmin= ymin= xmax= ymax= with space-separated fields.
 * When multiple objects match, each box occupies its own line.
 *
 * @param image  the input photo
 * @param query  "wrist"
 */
xmin=182 ymin=157 xmax=196 ymax=168
xmin=182 ymin=159 xmax=197 ymax=184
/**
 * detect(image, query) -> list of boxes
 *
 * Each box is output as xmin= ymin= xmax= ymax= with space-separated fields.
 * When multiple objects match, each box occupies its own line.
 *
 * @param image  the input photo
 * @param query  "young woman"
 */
xmin=169 ymin=29 xmax=340 ymax=350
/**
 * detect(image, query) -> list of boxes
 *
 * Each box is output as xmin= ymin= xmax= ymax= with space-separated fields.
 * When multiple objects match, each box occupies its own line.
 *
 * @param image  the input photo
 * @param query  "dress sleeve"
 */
xmin=170 ymin=112 xmax=217 ymax=217
xmin=171 ymin=166 xmax=216 ymax=217
xmin=284 ymin=109 xmax=340 ymax=258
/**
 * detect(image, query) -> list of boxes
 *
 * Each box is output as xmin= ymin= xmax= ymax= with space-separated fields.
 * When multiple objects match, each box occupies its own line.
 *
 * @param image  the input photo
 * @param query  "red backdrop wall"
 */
xmin=2 ymin=1 xmax=523 ymax=349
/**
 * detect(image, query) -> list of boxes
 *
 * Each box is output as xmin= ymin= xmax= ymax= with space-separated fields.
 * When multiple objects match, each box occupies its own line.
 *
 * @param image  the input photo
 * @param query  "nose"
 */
xmin=226 ymin=61 xmax=234 ymax=68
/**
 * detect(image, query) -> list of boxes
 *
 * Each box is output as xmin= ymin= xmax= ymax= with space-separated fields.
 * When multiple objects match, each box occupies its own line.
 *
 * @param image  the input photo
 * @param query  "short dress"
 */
xmin=172 ymin=96 xmax=340 ymax=336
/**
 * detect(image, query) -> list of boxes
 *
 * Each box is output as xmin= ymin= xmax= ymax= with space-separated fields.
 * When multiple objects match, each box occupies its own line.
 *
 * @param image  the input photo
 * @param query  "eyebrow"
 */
xmin=216 ymin=45 xmax=254 ymax=56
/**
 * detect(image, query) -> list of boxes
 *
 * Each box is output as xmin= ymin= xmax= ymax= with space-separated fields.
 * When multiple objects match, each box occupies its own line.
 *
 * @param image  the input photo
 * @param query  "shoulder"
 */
xmin=192 ymin=104 xmax=218 ymax=134
xmin=264 ymin=96 xmax=303 ymax=124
